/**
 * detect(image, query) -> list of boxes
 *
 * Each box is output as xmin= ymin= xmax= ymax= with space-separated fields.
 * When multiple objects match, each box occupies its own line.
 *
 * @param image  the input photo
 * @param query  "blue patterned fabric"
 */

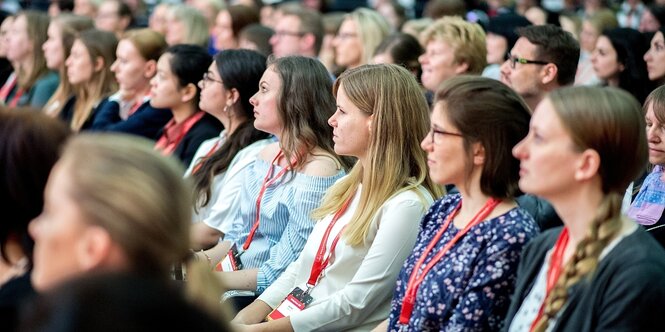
xmin=387 ymin=194 xmax=539 ymax=331
xmin=223 ymin=158 xmax=345 ymax=294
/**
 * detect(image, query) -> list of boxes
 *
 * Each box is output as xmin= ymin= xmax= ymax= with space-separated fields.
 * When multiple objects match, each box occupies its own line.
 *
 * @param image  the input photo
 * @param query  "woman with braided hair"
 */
xmin=506 ymin=86 xmax=665 ymax=332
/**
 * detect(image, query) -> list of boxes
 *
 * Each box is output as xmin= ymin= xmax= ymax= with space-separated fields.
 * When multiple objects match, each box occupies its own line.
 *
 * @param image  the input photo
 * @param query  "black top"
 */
xmin=504 ymin=226 xmax=665 ymax=332
xmin=0 ymin=272 xmax=35 ymax=332
xmin=156 ymin=112 xmax=223 ymax=168
xmin=90 ymin=98 xmax=172 ymax=140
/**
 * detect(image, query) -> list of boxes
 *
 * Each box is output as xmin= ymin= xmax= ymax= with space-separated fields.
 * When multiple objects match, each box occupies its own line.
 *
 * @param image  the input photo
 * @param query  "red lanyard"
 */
xmin=242 ymin=149 xmax=293 ymax=251
xmin=191 ymin=139 xmax=222 ymax=175
xmin=306 ymin=194 xmax=354 ymax=289
xmin=398 ymin=197 xmax=501 ymax=325
xmin=0 ymin=74 xmax=24 ymax=107
xmin=529 ymin=228 xmax=569 ymax=331
xmin=155 ymin=111 xmax=205 ymax=155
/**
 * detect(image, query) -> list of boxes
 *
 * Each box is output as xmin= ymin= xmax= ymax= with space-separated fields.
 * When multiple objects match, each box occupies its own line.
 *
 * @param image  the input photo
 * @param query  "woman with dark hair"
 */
xmin=187 ymin=49 xmax=271 ymax=250
xmin=381 ymin=76 xmax=538 ymax=331
xmin=591 ymin=27 xmax=653 ymax=104
xmin=150 ymin=44 xmax=222 ymax=167
xmin=212 ymin=5 xmax=260 ymax=51
xmin=644 ymin=27 xmax=665 ymax=85
xmin=506 ymin=86 xmax=665 ymax=331
xmin=372 ymin=33 xmax=424 ymax=80
xmin=0 ymin=109 xmax=70 ymax=331
xmin=199 ymin=56 xmax=351 ymax=305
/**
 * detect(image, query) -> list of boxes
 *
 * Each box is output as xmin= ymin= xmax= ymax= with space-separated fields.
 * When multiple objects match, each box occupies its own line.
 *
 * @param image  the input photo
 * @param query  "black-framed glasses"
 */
xmin=429 ymin=127 xmax=463 ymax=145
xmin=506 ymin=53 xmax=549 ymax=69
xmin=201 ymin=72 xmax=223 ymax=86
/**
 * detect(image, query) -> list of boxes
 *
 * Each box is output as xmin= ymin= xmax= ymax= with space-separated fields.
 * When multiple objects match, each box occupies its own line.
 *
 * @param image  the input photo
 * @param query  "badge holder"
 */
xmin=216 ymin=243 xmax=243 ymax=272
xmin=266 ymin=286 xmax=314 ymax=321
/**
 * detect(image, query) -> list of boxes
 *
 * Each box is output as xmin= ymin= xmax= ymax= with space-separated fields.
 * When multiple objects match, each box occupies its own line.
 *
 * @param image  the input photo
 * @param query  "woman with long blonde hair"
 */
xmin=232 ymin=64 xmax=440 ymax=331
xmin=506 ymin=86 xmax=665 ymax=331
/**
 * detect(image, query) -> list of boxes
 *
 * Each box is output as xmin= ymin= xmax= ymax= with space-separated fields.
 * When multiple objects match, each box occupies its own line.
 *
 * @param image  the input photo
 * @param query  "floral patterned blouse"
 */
xmin=387 ymin=194 xmax=538 ymax=331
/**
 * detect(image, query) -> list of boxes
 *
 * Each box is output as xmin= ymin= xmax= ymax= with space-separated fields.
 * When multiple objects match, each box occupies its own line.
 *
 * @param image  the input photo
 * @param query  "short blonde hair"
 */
xmin=169 ymin=4 xmax=209 ymax=47
xmin=421 ymin=16 xmax=487 ymax=74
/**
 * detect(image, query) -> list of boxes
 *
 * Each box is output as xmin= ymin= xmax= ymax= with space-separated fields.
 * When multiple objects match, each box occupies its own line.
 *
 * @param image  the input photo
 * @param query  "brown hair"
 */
xmin=532 ymin=86 xmax=648 ymax=331
xmin=517 ymin=24 xmax=580 ymax=86
xmin=435 ymin=75 xmax=531 ymax=198
xmin=227 ymin=5 xmax=259 ymax=38
xmin=122 ymin=28 xmax=167 ymax=62
xmin=644 ymin=84 xmax=665 ymax=124
xmin=15 ymin=11 xmax=50 ymax=90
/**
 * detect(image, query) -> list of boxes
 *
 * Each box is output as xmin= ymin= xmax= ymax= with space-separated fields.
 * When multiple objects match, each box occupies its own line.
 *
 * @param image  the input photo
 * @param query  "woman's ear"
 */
xmin=144 ymin=60 xmax=157 ymax=79
xmin=76 ymin=226 xmax=114 ymax=271
xmin=180 ymin=82 xmax=198 ymax=103
xmin=227 ymin=87 xmax=240 ymax=106
xmin=574 ymin=148 xmax=601 ymax=181
xmin=94 ymin=56 xmax=105 ymax=72
xmin=472 ymin=142 xmax=486 ymax=166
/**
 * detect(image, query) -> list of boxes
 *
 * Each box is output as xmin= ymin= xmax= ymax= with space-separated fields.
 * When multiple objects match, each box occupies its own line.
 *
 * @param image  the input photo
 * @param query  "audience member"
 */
xmin=639 ymin=4 xmax=665 ymax=32
xmin=1 ymin=11 xmax=58 ymax=108
xmin=148 ymin=2 xmax=170 ymax=35
xmin=73 ymin=0 xmax=100 ymax=19
xmin=380 ymin=76 xmax=538 ymax=331
xmin=94 ymin=0 xmax=132 ymax=38
xmin=165 ymin=4 xmax=209 ymax=48
xmin=332 ymin=8 xmax=390 ymax=71
xmin=576 ymin=9 xmax=617 ymax=86
xmin=419 ymin=16 xmax=486 ymax=93
xmin=644 ymin=27 xmax=665 ymax=85
xmin=60 ymin=29 xmax=117 ymax=131
xmin=0 ymin=110 xmax=70 ymax=332
xmin=151 ymin=44 xmax=222 ymax=167
xmin=507 ymin=86 xmax=665 ymax=331
xmin=42 ymin=14 xmax=94 ymax=117
xmin=318 ymin=12 xmax=345 ymax=75
xmin=91 ymin=28 xmax=172 ymax=139
xmin=0 ymin=15 xmax=13 ymax=87
xmin=234 ymin=64 xmax=441 ymax=331
xmin=238 ymin=24 xmax=274 ymax=56
xmin=483 ymin=13 xmax=532 ymax=80
xmin=372 ymin=33 xmax=423 ymax=80
xmin=591 ymin=27 xmax=652 ymax=103
xmin=500 ymin=24 xmax=579 ymax=110
xmin=269 ymin=4 xmax=322 ymax=58
xmin=188 ymin=49 xmax=271 ymax=250
xmin=212 ymin=5 xmax=259 ymax=52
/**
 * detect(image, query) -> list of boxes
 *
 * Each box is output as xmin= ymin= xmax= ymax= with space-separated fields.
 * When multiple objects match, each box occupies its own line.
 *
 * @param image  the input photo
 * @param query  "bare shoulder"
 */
xmin=257 ymin=142 xmax=281 ymax=162
xmin=300 ymin=150 xmax=343 ymax=177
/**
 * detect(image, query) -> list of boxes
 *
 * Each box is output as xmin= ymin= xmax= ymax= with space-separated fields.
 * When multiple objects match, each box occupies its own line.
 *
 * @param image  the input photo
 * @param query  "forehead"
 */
xmin=261 ymin=65 xmax=281 ymax=84
xmin=339 ymin=18 xmax=357 ymax=33
xmin=654 ymin=31 xmax=665 ymax=44
xmin=278 ymin=15 xmax=302 ymax=29
xmin=430 ymin=101 xmax=451 ymax=126
xmin=157 ymin=53 xmax=172 ymax=70
xmin=511 ymin=37 xmax=539 ymax=57
xmin=426 ymin=39 xmax=453 ymax=52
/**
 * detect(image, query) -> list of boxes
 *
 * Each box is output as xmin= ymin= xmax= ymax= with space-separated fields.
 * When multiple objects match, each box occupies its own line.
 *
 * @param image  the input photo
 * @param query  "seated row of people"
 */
xmin=3 ymin=59 xmax=665 ymax=332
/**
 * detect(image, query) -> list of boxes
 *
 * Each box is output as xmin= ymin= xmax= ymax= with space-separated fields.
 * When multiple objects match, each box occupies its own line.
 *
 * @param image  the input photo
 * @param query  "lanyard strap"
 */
xmin=529 ymin=228 xmax=569 ymax=331
xmin=242 ymin=149 xmax=293 ymax=251
xmin=0 ymin=73 xmax=16 ymax=102
xmin=306 ymin=195 xmax=354 ymax=288
xmin=399 ymin=197 xmax=501 ymax=325
xmin=191 ymin=139 xmax=222 ymax=175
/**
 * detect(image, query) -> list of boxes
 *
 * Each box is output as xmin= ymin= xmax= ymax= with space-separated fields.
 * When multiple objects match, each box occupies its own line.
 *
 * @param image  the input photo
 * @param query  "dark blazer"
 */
xmin=90 ymin=98 xmax=172 ymax=140
xmin=504 ymin=226 xmax=665 ymax=332
xmin=156 ymin=112 xmax=223 ymax=167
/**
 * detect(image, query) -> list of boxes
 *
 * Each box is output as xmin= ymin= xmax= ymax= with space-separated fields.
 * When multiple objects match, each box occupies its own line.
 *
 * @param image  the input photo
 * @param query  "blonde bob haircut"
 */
xmin=169 ymin=4 xmax=209 ymax=48
xmin=420 ymin=16 xmax=487 ymax=75
xmin=312 ymin=64 xmax=443 ymax=246
xmin=346 ymin=8 xmax=391 ymax=66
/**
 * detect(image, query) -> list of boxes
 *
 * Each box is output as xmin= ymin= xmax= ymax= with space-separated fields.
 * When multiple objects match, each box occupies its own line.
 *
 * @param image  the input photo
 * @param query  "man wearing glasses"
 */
xmin=269 ymin=4 xmax=323 ymax=58
xmin=500 ymin=24 xmax=579 ymax=110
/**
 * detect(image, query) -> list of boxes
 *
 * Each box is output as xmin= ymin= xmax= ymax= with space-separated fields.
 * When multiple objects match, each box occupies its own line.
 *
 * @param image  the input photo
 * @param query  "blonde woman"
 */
xmin=91 ymin=28 xmax=171 ymax=139
xmin=233 ymin=64 xmax=440 ymax=331
xmin=60 ymin=29 xmax=117 ymax=131
xmin=506 ymin=87 xmax=665 ymax=331
xmin=42 ymin=13 xmax=94 ymax=117
xmin=418 ymin=16 xmax=487 ymax=93
xmin=164 ymin=4 xmax=209 ymax=48
xmin=332 ymin=8 xmax=390 ymax=71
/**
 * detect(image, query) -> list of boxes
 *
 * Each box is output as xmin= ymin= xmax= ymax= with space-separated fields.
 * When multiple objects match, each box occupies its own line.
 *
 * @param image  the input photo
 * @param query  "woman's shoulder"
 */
xmin=257 ymin=142 xmax=282 ymax=161
xmin=299 ymin=151 xmax=344 ymax=177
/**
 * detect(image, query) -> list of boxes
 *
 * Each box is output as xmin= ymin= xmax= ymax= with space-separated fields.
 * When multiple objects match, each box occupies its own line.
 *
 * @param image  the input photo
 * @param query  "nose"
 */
xmin=420 ymin=130 xmax=432 ymax=152
xmin=198 ymin=79 xmax=204 ymax=89
xmin=249 ymin=92 xmax=258 ymax=106
xmin=418 ymin=53 xmax=427 ymax=65
xmin=328 ymin=112 xmax=337 ymax=127
xmin=149 ymin=75 xmax=157 ymax=87
xmin=512 ymin=136 xmax=527 ymax=159
xmin=269 ymin=34 xmax=278 ymax=46
xmin=645 ymin=49 xmax=652 ymax=62
xmin=28 ymin=217 xmax=40 ymax=239
xmin=110 ymin=59 xmax=118 ymax=72
xmin=648 ymin=124 xmax=661 ymax=142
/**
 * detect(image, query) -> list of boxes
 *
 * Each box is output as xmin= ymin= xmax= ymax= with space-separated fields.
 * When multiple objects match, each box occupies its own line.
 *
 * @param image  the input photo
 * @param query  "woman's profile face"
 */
xmin=645 ymin=102 xmax=665 ymax=166
xmin=249 ymin=65 xmax=283 ymax=135
xmin=591 ymin=35 xmax=623 ymax=81
xmin=645 ymin=31 xmax=665 ymax=82
xmin=512 ymin=98 xmax=583 ymax=200
xmin=42 ymin=22 xmax=65 ymax=70
xmin=65 ymin=39 xmax=96 ymax=85
xmin=6 ymin=15 xmax=33 ymax=63
xmin=111 ymin=39 xmax=151 ymax=92
xmin=29 ymin=162 xmax=92 ymax=291
xmin=149 ymin=53 xmax=183 ymax=109
xmin=332 ymin=18 xmax=363 ymax=68
xmin=198 ymin=61 xmax=230 ymax=117
xmin=419 ymin=102 xmax=468 ymax=186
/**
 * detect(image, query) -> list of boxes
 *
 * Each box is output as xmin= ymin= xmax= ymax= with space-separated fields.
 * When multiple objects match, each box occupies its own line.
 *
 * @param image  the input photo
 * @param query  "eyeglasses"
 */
xmin=201 ymin=72 xmax=223 ymax=86
xmin=506 ymin=53 xmax=549 ymax=69
xmin=274 ymin=30 xmax=305 ymax=38
xmin=429 ymin=127 xmax=463 ymax=145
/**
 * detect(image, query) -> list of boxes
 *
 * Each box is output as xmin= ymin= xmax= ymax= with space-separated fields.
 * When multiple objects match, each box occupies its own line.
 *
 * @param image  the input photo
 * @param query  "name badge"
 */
xmin=217 ymin=243 xmax=243 ymax=272
xmin=266 ymin=287 xmax=313 ymax=321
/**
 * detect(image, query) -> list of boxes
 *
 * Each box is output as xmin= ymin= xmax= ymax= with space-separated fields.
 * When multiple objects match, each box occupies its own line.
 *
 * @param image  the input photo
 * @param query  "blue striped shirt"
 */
xmin=224 ymin=158 xmax=345 ymax=293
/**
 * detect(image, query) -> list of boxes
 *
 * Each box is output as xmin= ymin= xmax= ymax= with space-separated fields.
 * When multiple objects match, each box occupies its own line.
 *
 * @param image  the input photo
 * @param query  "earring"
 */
xmin=223 ymin=105 xmax=229 ymax=113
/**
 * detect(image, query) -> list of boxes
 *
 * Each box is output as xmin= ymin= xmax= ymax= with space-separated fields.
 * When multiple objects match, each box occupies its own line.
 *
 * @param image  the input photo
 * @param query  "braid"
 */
xmin=532 ymin=192 xmax=623 ymax=332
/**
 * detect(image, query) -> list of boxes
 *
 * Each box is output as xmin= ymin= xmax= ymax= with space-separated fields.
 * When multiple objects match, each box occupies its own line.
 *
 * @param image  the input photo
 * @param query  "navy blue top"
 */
xmin=387 ymin=194 xmax=538 ymax=331
xmin=90 ymin=97 xmax=172 ymax=140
